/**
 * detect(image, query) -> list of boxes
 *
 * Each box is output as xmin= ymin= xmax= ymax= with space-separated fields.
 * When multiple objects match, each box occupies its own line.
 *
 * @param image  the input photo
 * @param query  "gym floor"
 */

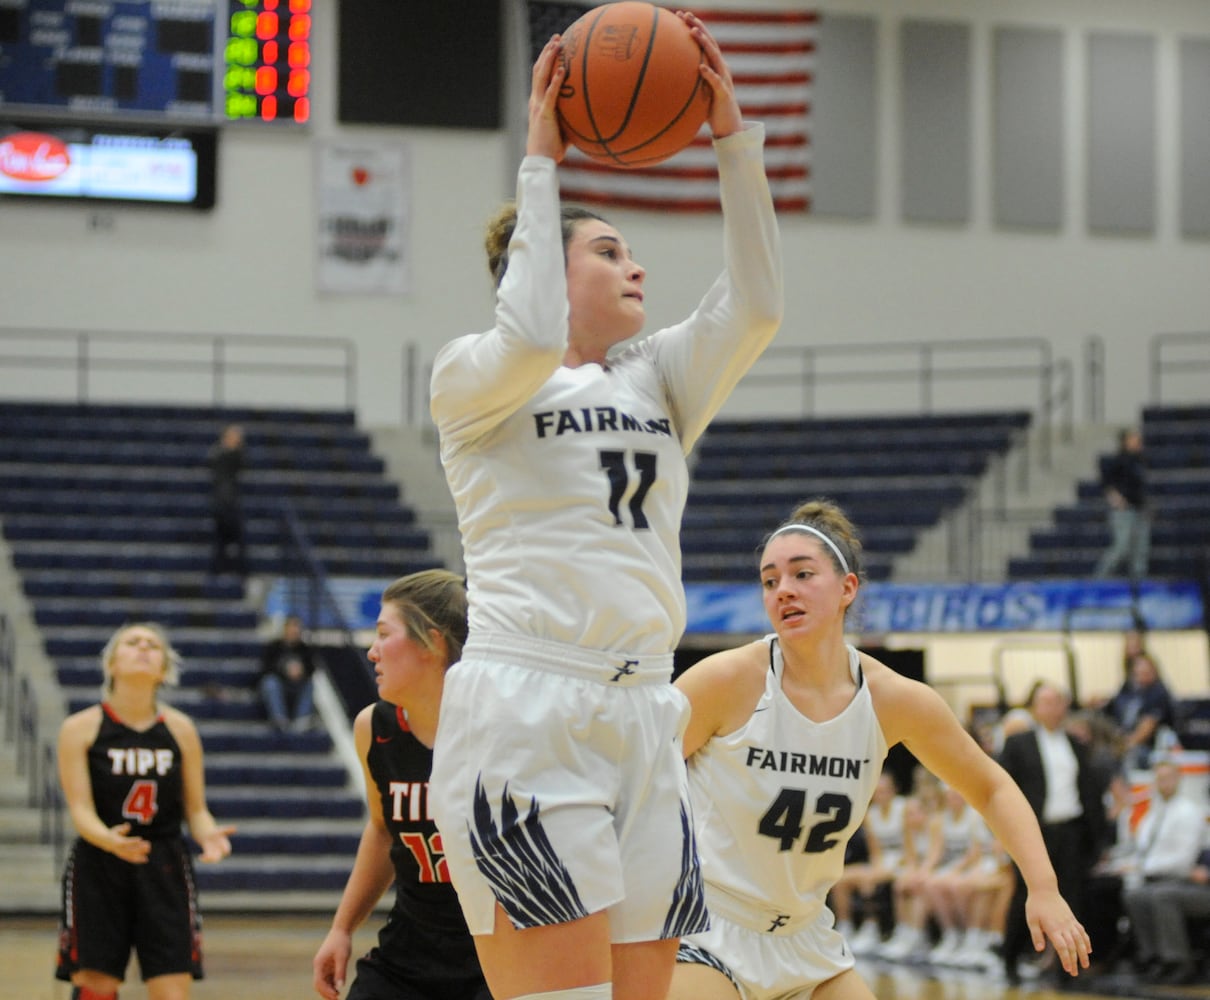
xmin=2 ymin=913 xmax=1201 ymax=1000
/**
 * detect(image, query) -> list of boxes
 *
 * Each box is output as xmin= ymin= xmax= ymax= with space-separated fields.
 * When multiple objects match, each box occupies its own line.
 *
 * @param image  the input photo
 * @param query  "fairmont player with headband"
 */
xmin=428 ymin=16 xmax=782 ymax=1000
xmin=669 ymin=500 xmax=1091 ymax=1000
xmin=56 ymin=623 xmax=234 ymax=1000
xmin=313 ymin=570 xmax=489 ymax=1000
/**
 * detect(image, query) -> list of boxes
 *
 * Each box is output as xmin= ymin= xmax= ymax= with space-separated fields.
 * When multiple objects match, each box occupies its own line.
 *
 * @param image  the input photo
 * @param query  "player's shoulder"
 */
xmin=677 ymin=639 xmax=769 ymax=711
xmin=159 ymin=704 xmax=201 ymax=744
xmin=60 ymin=703 xmax=103 ymax=742
xmin=683 ymin=639 xmax=768 ymax=685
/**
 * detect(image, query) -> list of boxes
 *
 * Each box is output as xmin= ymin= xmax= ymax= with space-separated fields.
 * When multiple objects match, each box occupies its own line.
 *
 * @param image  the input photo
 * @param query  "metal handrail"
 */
xmin=17 ymin=676 xmax=38 ymax=806
xmin=41 ymin=744 xmax=65 ymax=872
xmin=277 ymin=503 xmax=356 ymax=643
xmin=0 ymin=612 xmax=14 ymax=741
xmin=0 ymin=327 xmax=357 ymax=409
xmin=1150 ymin=331 xmax=1210 ymax=405
xmin=991 ymin=636 xmax=1081 ymax=710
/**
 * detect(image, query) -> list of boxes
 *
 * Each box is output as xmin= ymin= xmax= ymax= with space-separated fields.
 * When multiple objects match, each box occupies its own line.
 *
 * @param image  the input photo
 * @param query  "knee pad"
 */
xmin=72 ymin=989 xmax=118 ymax=1000
xmin=514 ymin=986 xmax=611 ymax=1000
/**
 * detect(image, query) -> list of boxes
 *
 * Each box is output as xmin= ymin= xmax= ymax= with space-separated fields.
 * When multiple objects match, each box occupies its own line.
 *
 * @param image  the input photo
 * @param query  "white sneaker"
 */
xmin=962 ymin=946 xmax=1002 ymax=972
xmin=850 ymin=921 xmax=883 ymax=955
xmin=928 ymin=928 xmax=963 ymax=965
xmin=879 ymin=927 xmax=922 ymax=962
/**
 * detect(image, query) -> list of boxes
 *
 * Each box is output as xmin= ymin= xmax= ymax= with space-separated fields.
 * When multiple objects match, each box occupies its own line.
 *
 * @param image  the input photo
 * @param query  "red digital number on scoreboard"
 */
xmin=224 ymin=0 xmax=311 ymax=123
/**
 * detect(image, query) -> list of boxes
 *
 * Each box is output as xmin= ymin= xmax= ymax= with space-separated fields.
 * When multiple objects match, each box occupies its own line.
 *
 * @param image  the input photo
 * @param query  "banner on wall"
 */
xmin=316 ymin=141 xmax=410 ymax=294
xmin=685 ymin=578 xmax=1205 ymax=635
xmin=269 ymin=576 xmax=1204 ymax=635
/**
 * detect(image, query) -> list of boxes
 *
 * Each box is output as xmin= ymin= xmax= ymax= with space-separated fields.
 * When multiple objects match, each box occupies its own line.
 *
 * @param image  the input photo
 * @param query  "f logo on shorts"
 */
xmin=611 ymin=659 xmax=638 ymax=682
xmin=767 ymin=913 xmax=791 ymax=932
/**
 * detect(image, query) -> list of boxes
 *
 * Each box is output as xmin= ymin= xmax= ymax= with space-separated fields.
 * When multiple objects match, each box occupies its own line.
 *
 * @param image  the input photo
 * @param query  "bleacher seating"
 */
xmin=1009 ymin=405 xmax=1210 ymax=580
xmin=0 ymin=400 xmax=444 ymax=896
xmin=684 ymin=411 xmax=1032 ymax=583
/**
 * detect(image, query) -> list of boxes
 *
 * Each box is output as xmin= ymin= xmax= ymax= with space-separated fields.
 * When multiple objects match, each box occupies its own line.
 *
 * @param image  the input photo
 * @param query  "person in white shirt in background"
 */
xmin=1116 ymin=759 xmax=1207 ymax=984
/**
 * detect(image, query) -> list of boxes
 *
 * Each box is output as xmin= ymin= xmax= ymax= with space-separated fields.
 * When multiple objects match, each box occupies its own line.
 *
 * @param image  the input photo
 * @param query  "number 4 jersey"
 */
xmin=686 ymin=639 xmax=888 ymax=934
xmin=88 ymin=703 xmax=184 ymax=838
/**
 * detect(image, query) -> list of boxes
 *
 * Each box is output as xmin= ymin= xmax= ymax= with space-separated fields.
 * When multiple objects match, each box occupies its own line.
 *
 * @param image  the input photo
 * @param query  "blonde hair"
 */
xmin=100 ymin=621 xmax=181 ymax=695
xmin=381 ymin=569 xmax=468 ymax=667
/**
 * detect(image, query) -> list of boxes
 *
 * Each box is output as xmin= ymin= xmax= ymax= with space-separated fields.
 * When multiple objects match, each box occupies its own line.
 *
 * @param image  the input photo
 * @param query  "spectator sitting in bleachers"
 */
xmin=949 ymin=837 xmax=1017 ymax=971
xmin=1115 ymin=759 xmax=1207 ymax=984
xmin=830 ymin=768 xmax=905 ymax=954
xmin=877 ymin=777 xmax=944 ymax=962
xmin=259 ymin=615 xmax=319 ymax=733
xmin=921 ymin=785 xmax=992 ymax=965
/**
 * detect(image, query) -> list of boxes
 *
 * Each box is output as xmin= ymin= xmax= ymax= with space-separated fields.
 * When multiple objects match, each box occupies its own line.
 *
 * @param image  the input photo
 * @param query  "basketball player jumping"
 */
xmin=426 ymin=13 xmax=783 ymax=1000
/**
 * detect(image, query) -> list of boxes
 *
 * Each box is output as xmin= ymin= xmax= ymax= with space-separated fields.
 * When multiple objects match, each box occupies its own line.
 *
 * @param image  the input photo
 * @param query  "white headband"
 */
xmin=767 ymin=523 xmax=851 ymax=575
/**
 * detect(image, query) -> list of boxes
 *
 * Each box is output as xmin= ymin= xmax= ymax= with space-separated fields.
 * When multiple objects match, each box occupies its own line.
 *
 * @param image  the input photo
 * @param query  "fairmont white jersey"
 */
xmin=865 ymin=794 xmax=906 ymax=856
xmin=687 ymin=638 xmax=888 ymax=934
xmin=937 ymin=802 xmax=985 ymax=869
xmin=430 ymin=125 xmax=782 ymax=656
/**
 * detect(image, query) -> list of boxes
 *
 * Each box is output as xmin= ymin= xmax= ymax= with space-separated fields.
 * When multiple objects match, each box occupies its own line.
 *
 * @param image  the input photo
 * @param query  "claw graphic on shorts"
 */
xmin=468 ymin=777 xmax=589 ymax=928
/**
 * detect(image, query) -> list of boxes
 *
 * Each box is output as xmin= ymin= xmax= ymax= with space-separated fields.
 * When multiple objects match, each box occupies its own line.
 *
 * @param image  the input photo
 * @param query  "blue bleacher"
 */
xmin=0 ymin=400 xmax=445 ymax=896
xmin=684 ymin=411 xmax=1031 ymax=583
xmin=1008 ymin=405 xmax=1210 ymax=580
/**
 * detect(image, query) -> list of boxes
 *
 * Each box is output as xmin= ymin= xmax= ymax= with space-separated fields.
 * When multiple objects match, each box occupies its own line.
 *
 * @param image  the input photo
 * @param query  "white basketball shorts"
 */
xmin=429 ymin=631 xmax=709 ymax=943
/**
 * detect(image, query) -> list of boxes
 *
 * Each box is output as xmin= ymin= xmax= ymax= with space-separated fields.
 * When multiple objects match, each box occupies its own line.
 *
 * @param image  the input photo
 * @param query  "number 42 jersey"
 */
xmin=687 ymin=639 xmax=888 ymax=933
xmin=88 ymin=703 xmax=184 ymax=840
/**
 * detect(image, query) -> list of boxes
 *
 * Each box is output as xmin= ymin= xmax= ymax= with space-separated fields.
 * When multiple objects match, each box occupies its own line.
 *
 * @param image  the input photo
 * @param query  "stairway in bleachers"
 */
xmin=685 ymin=411 xmax=1032 ymax=582
xmin=0 ymin=400 xmax=443 ymax=904
xmin=1008 ymin=405 xmax=1210 ymax=580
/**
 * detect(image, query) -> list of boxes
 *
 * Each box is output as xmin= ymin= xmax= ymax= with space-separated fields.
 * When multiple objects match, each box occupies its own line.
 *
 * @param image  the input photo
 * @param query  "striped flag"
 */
xmin=526 ymin=1 xmax=816 ymax=212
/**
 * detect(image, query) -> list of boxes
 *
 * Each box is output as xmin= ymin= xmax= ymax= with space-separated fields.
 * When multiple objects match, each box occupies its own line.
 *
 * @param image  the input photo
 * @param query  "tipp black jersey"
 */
xmin=367 ymin=701 xmax=468 ymax=932
xmin=88 ymin=703 xmax=184 ymax=840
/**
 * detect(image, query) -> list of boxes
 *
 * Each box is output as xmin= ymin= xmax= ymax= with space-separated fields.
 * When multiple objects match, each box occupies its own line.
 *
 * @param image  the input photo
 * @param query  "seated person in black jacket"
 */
xmin=259 ymin=615 xmax=319 ymax=731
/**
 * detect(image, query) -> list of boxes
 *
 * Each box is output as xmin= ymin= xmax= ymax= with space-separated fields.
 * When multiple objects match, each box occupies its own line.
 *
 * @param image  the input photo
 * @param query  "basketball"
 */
xmin=556 ymin=2 xmax=711 ymax=169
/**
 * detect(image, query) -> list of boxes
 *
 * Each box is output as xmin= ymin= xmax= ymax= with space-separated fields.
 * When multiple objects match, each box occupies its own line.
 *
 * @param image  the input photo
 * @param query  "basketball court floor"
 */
xmin=2 ymin=913 xmax=1204 ymax=1000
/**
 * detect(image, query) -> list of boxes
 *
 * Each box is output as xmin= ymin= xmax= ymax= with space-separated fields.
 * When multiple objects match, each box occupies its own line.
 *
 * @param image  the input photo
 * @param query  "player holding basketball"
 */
xmin=427 ymin=12 xmax=782 ymax=1000
xmin=312 ymin=570 xmax=489 ymax=1000
xmin=668 ymin=499 xmax=1091 ymax=1000
xmin=55 ymin=622 xmax=234 ymax=1000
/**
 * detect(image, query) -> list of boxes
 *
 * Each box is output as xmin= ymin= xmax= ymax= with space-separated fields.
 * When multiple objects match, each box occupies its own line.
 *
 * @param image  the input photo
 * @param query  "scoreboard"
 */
xmin=223 ymin=0 xmax=311 ymax=123
xmin=0 ymin=0 xmax=312 ymax=124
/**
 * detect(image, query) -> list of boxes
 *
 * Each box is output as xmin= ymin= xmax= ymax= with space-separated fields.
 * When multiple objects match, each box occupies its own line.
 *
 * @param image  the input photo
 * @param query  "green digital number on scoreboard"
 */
xmin=223 ymin=0 xmax=311 ymax=123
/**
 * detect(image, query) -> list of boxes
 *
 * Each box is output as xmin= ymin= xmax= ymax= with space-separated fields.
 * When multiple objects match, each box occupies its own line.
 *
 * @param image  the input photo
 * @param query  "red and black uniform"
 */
xmin=346 ymin=701 xmax=488 ymax=1000
xmin=56 ymin=704 xmax=203 ymax=984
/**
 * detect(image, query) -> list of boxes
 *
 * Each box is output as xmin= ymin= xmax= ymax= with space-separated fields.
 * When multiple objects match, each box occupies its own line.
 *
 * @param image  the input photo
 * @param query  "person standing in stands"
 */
xmin=206 ymin=423 xmax=247 ymax=577
xmin=56 ymin=622 xmax=234 ymax=1000
xmin=427 ymin=17 xmax=782 ymax=1000
xmin=1093 ymin=427 xmax=1150 ymax=580
xmin=998 ymin=681 xmax=1109 ymax=984
xmin=668 ymin=499 xmax=1090 ymax=1000
xmin=313 ymin=571 xmax=489 ymax=1000
xmin=258 ymin=615 xmax=319 ymax=733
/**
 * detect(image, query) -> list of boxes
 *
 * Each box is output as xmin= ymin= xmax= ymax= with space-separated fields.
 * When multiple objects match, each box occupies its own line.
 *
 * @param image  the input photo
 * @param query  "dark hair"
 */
xmin=485 ymin=203 xmax=608 ymax=286
xmin=760 ymin=497 xmax=866 ymax=584
xmin=381 ymin=569 xmax=468 ymax=666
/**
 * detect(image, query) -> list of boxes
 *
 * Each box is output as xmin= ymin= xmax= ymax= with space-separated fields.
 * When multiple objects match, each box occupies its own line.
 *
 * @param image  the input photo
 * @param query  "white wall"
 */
xmin=2 ymin=0 xmax=1209 ymax=429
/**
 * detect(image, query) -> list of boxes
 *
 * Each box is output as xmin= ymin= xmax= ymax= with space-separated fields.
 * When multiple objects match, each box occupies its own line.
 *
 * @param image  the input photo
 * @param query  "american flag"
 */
xmin=526 ymin=1 xmax=816 ymax=212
